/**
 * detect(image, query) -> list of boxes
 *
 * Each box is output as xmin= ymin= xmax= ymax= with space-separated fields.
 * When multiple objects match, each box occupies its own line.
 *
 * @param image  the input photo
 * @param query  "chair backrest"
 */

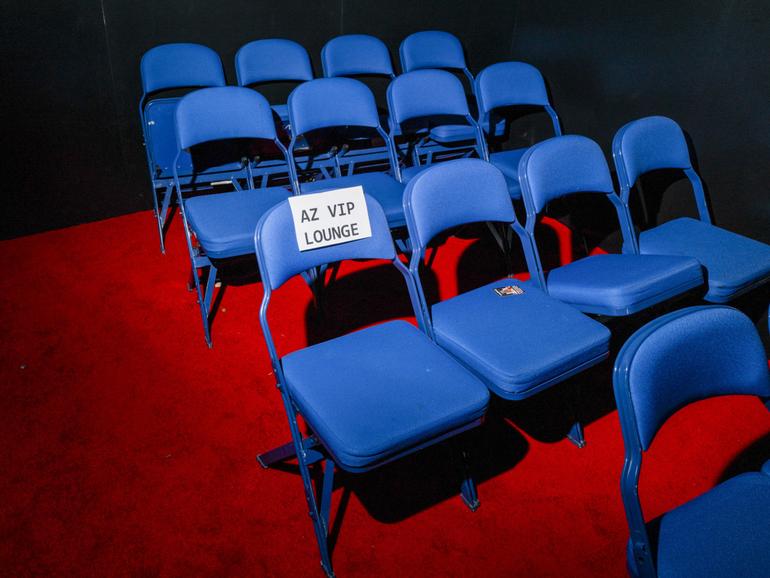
xmin=288 ymin=77 xmax=381 ymax=136
xmin=475 ymin=61 xmax=550 ymax=113
xmin=141 ymin=43 xmax=226 ymax=96
xmin=614 ymin=305 xmax=770 ymax=452
xmin=235 ymin=39 xmax=313 ymax=87
xmin=399 ymin=30 xmax=468 ymax=74
xmin=321 ymin=34 xmax=395 ymax=78
xmin=387 ymin=69 xmax=472 ymax=127
xmin=404 ymin=158 xmax=515 ymax=250
xmin=174 ymin=87 xmax=278 ymax=151
xmin=255 ymin=194 xmax=395 ymax=290
xmin=518 ymin=135 xmax=614 ymax=215
xmin=612 ymin=116 xmax=710 ymax=224
xmin=612 ymin=116 xmax=692 ymax=190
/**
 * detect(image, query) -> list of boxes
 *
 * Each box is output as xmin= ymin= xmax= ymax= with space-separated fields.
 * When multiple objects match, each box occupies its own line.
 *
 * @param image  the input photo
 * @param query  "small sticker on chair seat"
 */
xmin=494 ymin=285 xmax=525 ymax=297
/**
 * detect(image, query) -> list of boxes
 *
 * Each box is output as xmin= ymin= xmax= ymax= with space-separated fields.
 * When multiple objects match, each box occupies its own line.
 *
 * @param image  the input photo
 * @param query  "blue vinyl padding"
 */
xmin=141 ymin=43 xmax=226 ymax=94
xmin=256 ymin=194 xmax=396 ymax=290
xmin=281 ymin=320 xmax=490 ymax=471
xmin=175 ymin=87 xmax=277 ymax=150
xmin=432 ymin=279 xmax=610 ymax=399
xmin=234 ymin=39 xmax=313 ymax=86
xmin=644 ymin=470 xmax=770 ymax=578
xmin=474 ymin=61 xmax=550 ymax=114
xmin=613 ymin=115 xmax=692 ymax=187
xmin=639 ymin=217 xmax=770 ymax=303
xmin=185 ymin=187 xmax=291 ymax=259
xmin=614 ymin=306 xmax=770 ymax=577
xmin=489 ymin=149 xmax=527 ymax=199
xmin=387 ymin=69 xmax=471 ymax=126
xmin=300 ymin=173 xmax=406 ymax=229
xmin=518 ymin=135 xmax=614 ymax=213
xmin=399 ymin=30 xmax=467 ymax=72
xmin=623 ymin=306 xmax=770 ymax=450
xmin=288 ymin=77 xmax=380 ymax=136
xmin=428 ymin=124 xmax=477 ymax=142
xmin=403 ymin=158 xmax=514 ymax=247
xmin=321 ymin=34 xmax=394 ymax=78
xmin=546 ymin=253 xmax=704 ymax=316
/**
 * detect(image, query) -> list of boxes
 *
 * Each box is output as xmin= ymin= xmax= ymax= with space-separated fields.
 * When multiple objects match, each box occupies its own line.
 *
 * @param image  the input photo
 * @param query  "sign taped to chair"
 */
xmin=288 ymin=186 xmax=372 ymax=251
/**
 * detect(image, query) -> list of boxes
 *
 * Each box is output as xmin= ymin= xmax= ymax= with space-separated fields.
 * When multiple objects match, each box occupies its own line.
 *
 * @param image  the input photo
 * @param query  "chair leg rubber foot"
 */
xmin=321 ymin=562 xmax=335 ymax=578
xmin=567 ymin=422 xmax=585 ymax=448
xmin=462 ymin=495 xmax=480 ymax=512
xmin=256 ymin=455 xmax=269 ymax=469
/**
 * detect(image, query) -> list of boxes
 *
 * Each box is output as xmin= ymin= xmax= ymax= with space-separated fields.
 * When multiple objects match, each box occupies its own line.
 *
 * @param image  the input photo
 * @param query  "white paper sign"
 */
xmin=288 ymin=186 xmax=372 ymax=251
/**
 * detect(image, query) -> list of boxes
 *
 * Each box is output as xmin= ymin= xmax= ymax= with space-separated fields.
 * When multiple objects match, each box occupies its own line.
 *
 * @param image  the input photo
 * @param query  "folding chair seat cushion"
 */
xmin=546 ymin=254 xmax=703 ymax=316
xmin=638 ymin=217 xmax=770 ymax=303
xmin=271 ymin=104 xmax=289 ymax=122
xmin=301 ymin=173 xmax=406 ymax=228
xmin=281 ymin=320 xmax=490 ymax=471
xmin=630 ymin=466 xmax=770 ymax=578
xmin=431 ymin=280 xmax=610 ymax=399
xmin=428 ymin=124 xmax=476 ymax=143
xmin=185 ymin=187 xmax=291 ymax=259
xmin=489 ymin=149 xmax=527 ymax=199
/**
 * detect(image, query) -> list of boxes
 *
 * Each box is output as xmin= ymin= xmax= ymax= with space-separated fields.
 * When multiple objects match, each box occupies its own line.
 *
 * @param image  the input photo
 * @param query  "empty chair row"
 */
xmin=252 ymin=159 xmax=770 ymax=576
xmin=139 ymin=32 xmax=556 ymax=251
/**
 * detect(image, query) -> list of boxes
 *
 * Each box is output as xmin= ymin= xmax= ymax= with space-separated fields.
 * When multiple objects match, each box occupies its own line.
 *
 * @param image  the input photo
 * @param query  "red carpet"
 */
xmin=1 ymin=210 xmax=768 ymax=577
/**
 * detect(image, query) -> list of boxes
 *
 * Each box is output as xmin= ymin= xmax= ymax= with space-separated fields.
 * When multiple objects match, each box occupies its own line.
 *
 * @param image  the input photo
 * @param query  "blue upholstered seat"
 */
xmin=300 ymin=172 xmax=406 ymax=228
xmin=639 ymin=217 xmax=770 ymax=303
xmin=489 ymin=149 xmax=527 ymax=199
xmin=185 ymin=187 xmax=291 ymax=259
xmin=546 ymin=253 xmax=704 ymax=316
xmin=518 ymin=135 xmax=704 ymax=316
xmin=613 ymin=116 xmax=770 ymax=303
xmin=614 ymin=306 xmax=770 ymax=578
xmin=431 ymin=279 xmax=610 ymax=399
xmin=429 ymin=124 xmax=477 ymax=143
xmin=282 ymin=320 xmax=489 ymax=470
xmin=631 ymin=466 xmax=770 ymax=578
xmin=403 ymin=158 xmax=611 ymax=440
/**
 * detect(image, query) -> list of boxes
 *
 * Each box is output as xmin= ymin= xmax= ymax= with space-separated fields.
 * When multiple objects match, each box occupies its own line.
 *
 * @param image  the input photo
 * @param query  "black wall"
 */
xmin=3 ymin=0 xmax=769 ymax=242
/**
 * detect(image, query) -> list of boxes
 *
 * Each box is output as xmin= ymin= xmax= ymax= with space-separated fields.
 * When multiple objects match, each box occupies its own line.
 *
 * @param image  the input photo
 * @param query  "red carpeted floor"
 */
xmin=1 ymin=210 xmax=768 ymax=577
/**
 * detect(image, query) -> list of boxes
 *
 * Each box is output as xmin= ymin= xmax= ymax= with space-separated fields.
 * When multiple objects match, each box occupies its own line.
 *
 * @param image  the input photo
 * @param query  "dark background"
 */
xmin=2 ymin=0 xmax=769 ymax=242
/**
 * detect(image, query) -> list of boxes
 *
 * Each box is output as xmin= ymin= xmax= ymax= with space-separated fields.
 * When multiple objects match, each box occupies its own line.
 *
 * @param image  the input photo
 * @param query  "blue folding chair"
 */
xmin=518 ymin=135 xmax=704 ymax=316
xmin=614 ymin=305 xmax=770 ymax=578
xmin=475 ymin=61 xmax=562 ymax=200
xmin=286 ymin=78 xmax=406 ymax=231
xmin=387 ymin=69 xmax=487 ymax=183
xmin=613 ymin=116 xmax=770 ymax=302
xmin=254 ymin=194 xmax=490 ymax=577
xmin=320 ymin=34 xmax=396 ymax=172
xmin=398 ymin=31 xmax=480 ymax=159
xmin=235 ymin=39 xmax=313 ymax=125
xmin=173 ymin=87 xmax=293 ymax=347
xmin=140 ymin=43 xmax=234 ymax=253
xmin=403 ymin=158 xmax=611 ymax=446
